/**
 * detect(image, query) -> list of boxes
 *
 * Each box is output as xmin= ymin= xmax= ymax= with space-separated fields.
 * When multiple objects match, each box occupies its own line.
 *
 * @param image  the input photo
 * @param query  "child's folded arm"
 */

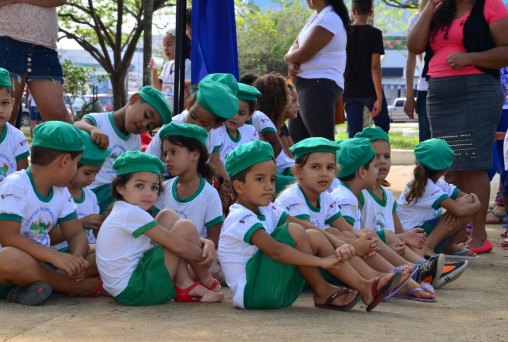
xmin=74 ymin=118 xmax=109 ymax=150
xmin=144 ymin=225 xmax=204 ymax=263
xmin=440 ymin=195 xmax=481 ymax=217
xmin=60 ymin=218 xmax=89 ymax=259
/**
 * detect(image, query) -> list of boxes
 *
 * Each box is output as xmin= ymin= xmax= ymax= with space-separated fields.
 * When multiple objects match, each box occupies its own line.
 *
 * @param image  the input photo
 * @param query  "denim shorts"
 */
xmin=0 ymin=36 xmax=63 ymax=84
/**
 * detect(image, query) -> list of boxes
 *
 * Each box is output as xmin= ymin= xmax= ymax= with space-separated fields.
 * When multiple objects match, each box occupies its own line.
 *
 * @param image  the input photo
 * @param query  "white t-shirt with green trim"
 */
xmin=0 ymin=123 xmax=30 ymax=182
xmin=274 ymin=150 xmax=295 ymax=174
xmin=0 ymin=168 xmax=77 ymax=248
xmin=96 ymin=201 xmax=158 ymax=297
xmin=83 ymin=112 xmax=141 ymax=189
xmin=330 ymin=182 xmax=361 ymax=229
xmin=155 ymin=177 xmax=224 ymax=238
xmin=52 ymin=187 xmax=100 ymax=250
xmin=249 ymin=111 xmax=276 ymax=135
xmin=397 ymin=178 xmax=460 ymax=231
xmin=218 ymin=203 xmax=289 ymax=309
xmin=213 ymin=124 xmax=259 ymax=164
xmin=360 ymin=187 xmax=397 ymax=233
xmin=275 ymin=183 xmax=341 ymax=229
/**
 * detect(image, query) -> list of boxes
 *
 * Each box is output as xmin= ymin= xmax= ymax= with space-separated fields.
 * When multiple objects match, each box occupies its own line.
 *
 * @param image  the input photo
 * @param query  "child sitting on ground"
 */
xmin=356 ymin=127 xmax=469 ymax=288
xmin=0 ymin=121 xmax=102 ymax=305
xmin=397 ymin=138 xmax=482 ymax=258
xmin=219 ymin=140 xmax=403 ymax=312
xmin=0 ymin=67 xmax=29 ymax=182
xmin=96 ymin=151 xmax=223 ymax=306
xmin=50 ymin=131 xmax=109 ymax=254
xmin=75 ymin=85 xmax=172 ymax=213
xmin=276 ymin=137 xmax=435 ymax=301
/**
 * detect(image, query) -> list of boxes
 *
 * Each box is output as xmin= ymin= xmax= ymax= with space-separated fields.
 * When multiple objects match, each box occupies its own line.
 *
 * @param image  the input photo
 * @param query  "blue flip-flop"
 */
xmin=444 ymin=247 xmax=479 ymax=260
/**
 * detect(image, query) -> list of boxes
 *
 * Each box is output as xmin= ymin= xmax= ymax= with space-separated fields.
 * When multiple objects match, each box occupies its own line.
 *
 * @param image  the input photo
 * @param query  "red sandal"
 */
xmin=201 ymin=277 xmax=221 ymax=292
xmin=175 ymin=282 xmax=205 ymax=302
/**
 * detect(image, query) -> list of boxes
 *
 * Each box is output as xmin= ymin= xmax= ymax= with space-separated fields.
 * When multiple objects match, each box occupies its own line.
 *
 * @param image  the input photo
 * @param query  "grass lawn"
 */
xmin=334 ymin=123 xmax=418 ymax=150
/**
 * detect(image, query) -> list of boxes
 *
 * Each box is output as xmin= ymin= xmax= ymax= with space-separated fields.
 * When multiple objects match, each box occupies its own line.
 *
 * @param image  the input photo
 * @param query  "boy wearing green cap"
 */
xmin=0 ymin=121 xmax=103 ymax=305
xmin=96 ymin=151 xmax=223 ymax=305
xmin=0 ymin=67 xmax=30 ymax=182
xmin=397 ymin=138 xmax=482 ymax=259
xmin=75 ymin=85 xmax=172 ymax=213
xmin=219 ymin=140 xmax=404 ymax=312
xmin=50 ymin=131 xmax=110 ymax=252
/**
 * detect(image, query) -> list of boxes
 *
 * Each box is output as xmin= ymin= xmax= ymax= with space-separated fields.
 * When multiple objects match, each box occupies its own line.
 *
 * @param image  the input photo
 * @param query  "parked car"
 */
xmin=387 ymin=97 xmax=418 ymax=123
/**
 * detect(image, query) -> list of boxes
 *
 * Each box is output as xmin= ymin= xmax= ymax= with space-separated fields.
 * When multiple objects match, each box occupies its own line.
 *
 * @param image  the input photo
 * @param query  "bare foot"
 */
xmin=188 ymin=283 xmax=224 ymax=303
xmin=397 ymin=280 xmax=435 ymax=301
xmin=361 ymin=273 xmax=396 ymax=305
xmin=314 ymin=286 xmax=359 ymax=308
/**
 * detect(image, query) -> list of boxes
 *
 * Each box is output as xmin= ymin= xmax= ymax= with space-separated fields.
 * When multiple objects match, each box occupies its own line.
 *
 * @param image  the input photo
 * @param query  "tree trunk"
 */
xmin=111 ymin=73 xmax=127 ymax=110
xmin=143 ymin=0 xmax=154 ymax=86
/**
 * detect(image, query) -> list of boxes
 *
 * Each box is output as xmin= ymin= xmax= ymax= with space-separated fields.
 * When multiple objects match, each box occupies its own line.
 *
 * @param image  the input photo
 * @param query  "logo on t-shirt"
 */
xmin=0 ymin=193 xmax=21 ymax=200
xmin=239 ymin=214 xmax=253 ymax=224
xmin=108 ymin=145 xmax=128 ymax=167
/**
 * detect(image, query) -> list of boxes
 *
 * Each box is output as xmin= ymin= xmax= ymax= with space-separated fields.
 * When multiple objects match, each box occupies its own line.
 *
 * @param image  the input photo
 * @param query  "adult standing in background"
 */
xmin=284 ymin=0 xmax=350 ymax=142
xmin=0 ymin=1 xmax=71 ymax=124
xmin=404 ymin=0 xmax=431 ymax=142
xmin=408 ymin=0 xmax=508 ymax=253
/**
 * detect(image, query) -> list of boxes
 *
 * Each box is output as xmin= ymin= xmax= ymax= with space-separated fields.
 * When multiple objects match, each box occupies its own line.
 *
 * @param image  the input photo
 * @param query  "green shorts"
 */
xmin=91 ymin=183 xmax=114 ymax=214
xmin=375 ymin=230 xmax=387 ymax=243
xmin=243 ymin=223 xmax=305 ymax=309
xmin=114 ymin=246 xmax=176 ymax=306
xmin=275 ymin=173 xmax=295 ymax=195
xmin=419 ymin=215 xmax=448 ymax=253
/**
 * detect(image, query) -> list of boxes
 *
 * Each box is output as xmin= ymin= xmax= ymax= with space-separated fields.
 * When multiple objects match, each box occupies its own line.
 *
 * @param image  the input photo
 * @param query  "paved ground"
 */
xmin=1 ymin=165 xmax=507 ymax=342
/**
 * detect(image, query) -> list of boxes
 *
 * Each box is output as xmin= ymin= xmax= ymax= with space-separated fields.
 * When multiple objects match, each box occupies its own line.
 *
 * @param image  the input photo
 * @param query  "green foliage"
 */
xmin=236 ymin=0 xmax=311 ymax=76
xmin=335 ymin=130 xmax=418 ymax=150
xmin=61 ymin=59 xmax=103 ymax=97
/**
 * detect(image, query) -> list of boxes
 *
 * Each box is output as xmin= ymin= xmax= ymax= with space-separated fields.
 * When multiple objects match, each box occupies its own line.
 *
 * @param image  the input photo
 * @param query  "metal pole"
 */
xmin=174 ymin=0 xmax=187 ymax=114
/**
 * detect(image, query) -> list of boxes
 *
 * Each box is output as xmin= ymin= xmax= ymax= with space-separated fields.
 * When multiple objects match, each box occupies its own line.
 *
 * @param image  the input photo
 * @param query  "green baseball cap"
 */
xmin=197 ymin=73 xmax=239 ymax=119
xmin=32 ymin=121 xmax=85 ymax=152
xmin=238 ymin=83 xmax=261 ymax=102
xmin=354 ymin=126 xmax=389 ymax=142
xmin=79 ymin=131 xmax=110 ymax=166
xmin=225 ymin=140 xmax=274 ymax=177
xmin=0 ymin=68 xmax=12 ymax=87
xmin=139 ymin=85 xmax=172 ymax=125
xmin=290 ymin=137 xmax=340 ymax=161
xmin=337 ymin=138 xmax=375 ymax=178
xmin=414 ymin=138 xmax=454 ymax=171
xmin=159 ymin=122 xmax=208 ymax=147
xmin=113 ymin=151 xmax=165 ymax=176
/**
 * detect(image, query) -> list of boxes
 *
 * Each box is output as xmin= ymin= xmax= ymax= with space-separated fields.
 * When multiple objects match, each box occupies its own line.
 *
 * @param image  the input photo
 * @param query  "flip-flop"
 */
xmin=394 ymin=286 xmax=437 ymax=302
xmin=384 ymin=265 xmax=418 ymax=301
xmin=200 ymin=278 xmax=221 ymax=292
xmin=485 ymin=208 xmax=506 ymax=224
xmin=314 ymin=288 xmax=360 ymax=311
xmin=444 ymin=247 xmax=479 ymax=260
xmin=366 ymin=272 xmax=402 ymax=312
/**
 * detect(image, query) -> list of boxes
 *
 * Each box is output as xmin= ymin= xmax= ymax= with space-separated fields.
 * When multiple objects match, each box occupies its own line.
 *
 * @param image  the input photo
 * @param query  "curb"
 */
xmin=392 ymin=149 xmax=415 ymax=165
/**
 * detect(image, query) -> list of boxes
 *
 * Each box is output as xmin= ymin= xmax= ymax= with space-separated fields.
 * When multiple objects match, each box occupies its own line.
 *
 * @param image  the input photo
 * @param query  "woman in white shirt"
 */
xmin=284 ymin=0 xmax=350 ymax=142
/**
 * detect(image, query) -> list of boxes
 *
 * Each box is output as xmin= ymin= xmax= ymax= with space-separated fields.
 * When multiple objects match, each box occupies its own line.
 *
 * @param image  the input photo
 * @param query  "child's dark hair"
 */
xmin=186 ymin=91 xmax=197 ymax=110
xmin=162 ymin=135 xmax=214 ymax=179
xmin=405 ymin=163 xmax=440 ymax=204
xmin=254 ymin=73 xmax=288 ymax=129
xmin=244 ymin=100 xmax=256 ymax=115
xmin=31 ymin=146 xmax=82 ymax=166
xmin=0 ymin=86 xmax=12 ymax=96
xmin=112 ymin=173 xmax=163 ymax=200
xmin=352 ymin=0 xmax=373 ymax=15
xmin=240 ymin=73 xmax=259 ymax=86
xmin=338 ymin=155 xmax=374 ymax=181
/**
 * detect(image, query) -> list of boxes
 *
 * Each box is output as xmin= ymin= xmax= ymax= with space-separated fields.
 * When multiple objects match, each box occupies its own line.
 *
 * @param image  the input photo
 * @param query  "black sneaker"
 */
xmin=433 ymin=260 xmax=468 ymax=289
xmin=415 ymin=254 xmax=445 ymax=287
xmin=6 ymin=281 xmax=52 ymax=306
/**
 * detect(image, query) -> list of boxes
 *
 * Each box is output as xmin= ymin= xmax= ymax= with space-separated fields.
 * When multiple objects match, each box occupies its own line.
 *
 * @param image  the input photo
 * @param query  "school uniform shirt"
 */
xmin=396 ymin=178 xmax=460 ymax=231
xmin=0 ymin=168 xmax=77 ymax=248
xmin=159 ymin=59 xmax=191 ymax=110
xmin=275 ymin=183 xmax=341 ymax=229
xmin=52 ymin=187 xmax=100 ymax=250
xmin=248 ymin=111 xmax=276 ymax=135
xmin=0 ymin=123 xmax=30 ymax=182
xmin=360 ymin=187 xmax=397 ymax=233
xmin=213 ymin=124 xmax=259 ymax=164
xmin=274 ymin=150 xmax=295 ymax=174
xmin=330 ymin=182 xmax=362 ymax=229
xmin=154 ymin=177 xmax=224 ymax=238
xmin=218 ymin=203 xmax=289 ymax=308
xmin=96 ymin=201 xmax=158 ymax=297
xmin=327 ymin=178 xmax=340 ymax=193
xmin=83 ymin=112 xmax=141 ymax=189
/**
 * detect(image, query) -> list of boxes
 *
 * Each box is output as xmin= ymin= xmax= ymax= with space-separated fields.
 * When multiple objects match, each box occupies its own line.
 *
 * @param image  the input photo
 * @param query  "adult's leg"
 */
xmin=416 ymin=90 xmax=430 ymax=142
xmin=8 ymin=74 xmax=27 ymax=126
xmin=28 ymin=80 xmax=72 ymax=123
xmin=288 ymin=110 xmax=310 ymax=143
xmin=293 ymin=78 xmax=338 ymax=141
xmin=345 ymin=100 xmax=366 ymax=138
xmin=372 ymin=93 xmax=390 ymax=133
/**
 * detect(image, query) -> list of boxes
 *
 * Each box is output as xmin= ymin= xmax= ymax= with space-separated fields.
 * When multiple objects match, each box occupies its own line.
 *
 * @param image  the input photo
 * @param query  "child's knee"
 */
xmin=0 ymin=247 xmax=33 ymax=274
xmin=286 ymin=222 xmax=307 ymax=242
xmin=156 ymin=209 xmax=180 ymax=229
xmin=172 ymin=219 xmax=200 ymax=239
